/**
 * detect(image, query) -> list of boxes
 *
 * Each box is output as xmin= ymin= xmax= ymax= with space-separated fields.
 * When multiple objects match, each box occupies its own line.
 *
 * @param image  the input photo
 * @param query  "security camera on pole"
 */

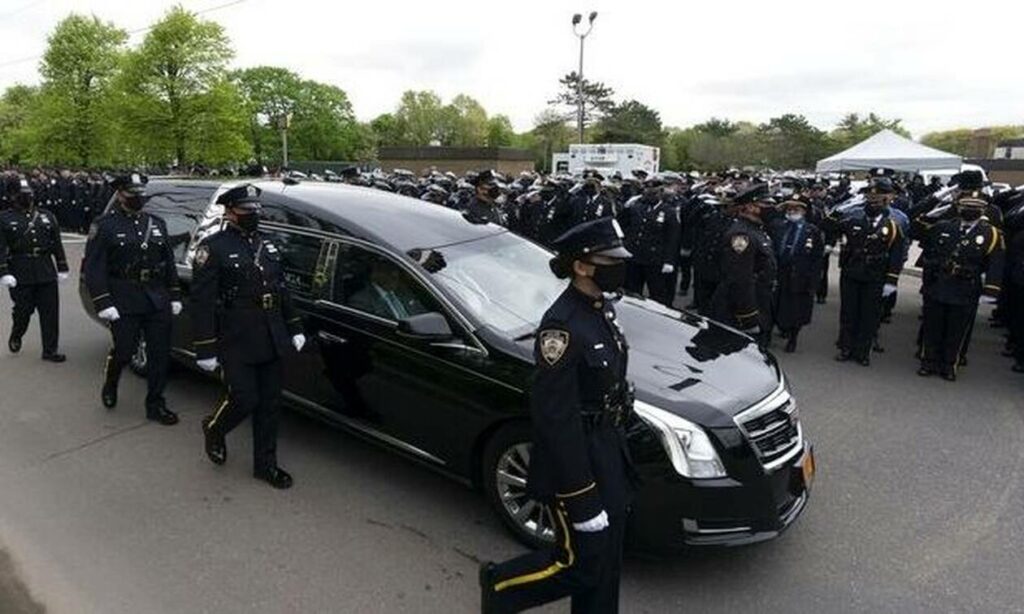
xmin=571 ymin=11 xmax=598 ymax=144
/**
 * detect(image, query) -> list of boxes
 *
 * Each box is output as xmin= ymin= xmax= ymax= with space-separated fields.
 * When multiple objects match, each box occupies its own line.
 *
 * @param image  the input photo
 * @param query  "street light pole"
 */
xmin=572 ymin=11 xmax=598 ymax=144
xmin=278 ymin=112 xmax=293 ymax=170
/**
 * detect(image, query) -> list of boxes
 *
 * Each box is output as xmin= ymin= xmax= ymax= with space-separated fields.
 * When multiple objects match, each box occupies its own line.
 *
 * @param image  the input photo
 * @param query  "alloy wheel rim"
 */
xmin=495 ymin=442 xmax=555 ymax=543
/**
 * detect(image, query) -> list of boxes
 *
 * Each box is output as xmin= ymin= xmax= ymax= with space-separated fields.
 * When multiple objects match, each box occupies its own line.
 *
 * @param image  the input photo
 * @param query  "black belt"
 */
xmin=114 ymin=269 xmax=158 ymax=283
xmin=12 ymin=248 xmax=48 ymax=258
xmin=227 ymin=293 xmax=278 ymax=310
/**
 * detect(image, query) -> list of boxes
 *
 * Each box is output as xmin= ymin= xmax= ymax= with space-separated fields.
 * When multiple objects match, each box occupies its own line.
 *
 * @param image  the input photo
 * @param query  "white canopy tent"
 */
xmin=815 ymin=129 xmax=962 ymax=173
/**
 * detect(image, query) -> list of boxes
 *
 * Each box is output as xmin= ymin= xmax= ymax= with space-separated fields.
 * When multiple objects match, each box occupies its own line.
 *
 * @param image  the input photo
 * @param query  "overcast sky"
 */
xmin=0 ymin=0 xmax=1020 ymax=138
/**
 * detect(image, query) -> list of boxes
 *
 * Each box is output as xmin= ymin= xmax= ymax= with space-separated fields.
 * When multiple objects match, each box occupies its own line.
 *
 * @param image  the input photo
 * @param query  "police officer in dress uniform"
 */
xmin=690 ymin=193 xmax=733 ymax=315
xmin=917 ymin=189 xmax=1004 ymax=380
xmin=0 ymin=177 xmax=69 ymax=361
xmin=83 ymin=173 xmax=181 ymax=424
xmin=619 ymin=175 xmax=682 ymax=308
xmin=827 ymin=177 xmax=907 ymax=366
xmin=480 ymin=217 xmax=637 ymax=614
xmin=191 ymin=184 xmax=306 ymax=489
xmin=711 ymin=183 xmax=778 ymax=347
xmin=770 ymin=195 xmax=825 ymax=353
xmin=464 ymin=170 xmax=508 ymax=226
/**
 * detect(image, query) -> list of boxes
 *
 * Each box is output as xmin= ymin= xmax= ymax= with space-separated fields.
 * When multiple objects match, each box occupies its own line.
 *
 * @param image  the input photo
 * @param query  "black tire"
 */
xmin=482 ymin=422 xmax=556 ymax=550
xmin=129 ymin=338 xmax=149 ymax=377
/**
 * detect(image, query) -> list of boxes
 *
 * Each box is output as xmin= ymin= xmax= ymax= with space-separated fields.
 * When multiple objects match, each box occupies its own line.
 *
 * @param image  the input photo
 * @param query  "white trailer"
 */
xmin=554 ymin=143 xmax=660 ymax=177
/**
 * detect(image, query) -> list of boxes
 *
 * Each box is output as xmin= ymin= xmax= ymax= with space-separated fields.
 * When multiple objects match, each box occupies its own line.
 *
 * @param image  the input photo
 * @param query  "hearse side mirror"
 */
xmin=397 ymin=312 xmax=453 ymax=341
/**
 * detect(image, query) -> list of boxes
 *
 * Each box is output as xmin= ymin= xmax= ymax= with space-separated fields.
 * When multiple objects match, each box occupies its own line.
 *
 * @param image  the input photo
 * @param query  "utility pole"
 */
xmin=572 ymin=11 xmax=598 ymax=144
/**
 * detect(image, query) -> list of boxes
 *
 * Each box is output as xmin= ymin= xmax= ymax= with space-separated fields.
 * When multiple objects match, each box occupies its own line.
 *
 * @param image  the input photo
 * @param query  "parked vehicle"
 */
xmin=81 ymin=179 xmax=815 ymax=552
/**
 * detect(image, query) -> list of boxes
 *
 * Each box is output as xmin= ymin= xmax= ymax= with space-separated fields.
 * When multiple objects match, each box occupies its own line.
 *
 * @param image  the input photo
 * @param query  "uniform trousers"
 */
xmin=921 ymin=298 xmax=974 ymax=373
xmin=105 ymin=308 xmax=172 ymax=414
xmin=625 ymin=264 xmax=676 ymax=308
xmin=838 ymin=275 xmax=884 ymax=360
xmin=208 ymin=357 xmax=282 ymax=472
xmin=9 ymin=282 xmax=59 ymax=354
xmin=487 ymin=503 xmax=625 ymax=614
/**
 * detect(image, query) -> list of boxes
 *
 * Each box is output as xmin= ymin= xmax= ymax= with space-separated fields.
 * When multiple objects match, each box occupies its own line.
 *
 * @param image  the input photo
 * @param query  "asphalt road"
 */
xmin=1 ymin=242 xmax=1022 ymax=613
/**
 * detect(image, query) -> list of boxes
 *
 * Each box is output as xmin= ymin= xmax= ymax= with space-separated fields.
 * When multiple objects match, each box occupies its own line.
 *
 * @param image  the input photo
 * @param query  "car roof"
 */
xmin=254 ymin=180 xmax=505 ymax=252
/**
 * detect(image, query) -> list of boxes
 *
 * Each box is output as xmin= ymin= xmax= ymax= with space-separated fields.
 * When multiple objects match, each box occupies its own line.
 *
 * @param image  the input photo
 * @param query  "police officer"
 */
xmin=0 ymin=177 xmax=69 ymax=361
xmin=83 ymin=173 xmax=181 ymax=424
xmin=771 ymin=195 xmax=825 ymax=353
xmin=480 ymin=217 xmax=636 ymax=614
xmin=464 ymin=170 xmax=508 ymax=226
xmin=619 ymin=175 xmax=681 ymax=308
xmin=570 ymin=170 xmax=616 ymax=226
xmin=827 ymin=177 xmax=907 ymax=366
xmin=917 ymin=189 xmax=1004 ymax=380
xmin=689 ymin=191 xmax=733 ymax=315
xmin=711 ymin=184 xmax=777 ymax=346
xmin=191 ymin=184 xmax=306 ymax=489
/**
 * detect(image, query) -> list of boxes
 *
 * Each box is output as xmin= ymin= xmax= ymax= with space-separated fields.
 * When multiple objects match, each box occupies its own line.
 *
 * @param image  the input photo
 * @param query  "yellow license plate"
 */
xmin=801 ymin=449 xmax=815 ymax=489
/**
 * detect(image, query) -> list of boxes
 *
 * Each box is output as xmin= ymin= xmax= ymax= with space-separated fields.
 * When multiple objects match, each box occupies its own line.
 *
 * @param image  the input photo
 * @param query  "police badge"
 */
xmin=539 ymin=329 xmax=570 ymax=366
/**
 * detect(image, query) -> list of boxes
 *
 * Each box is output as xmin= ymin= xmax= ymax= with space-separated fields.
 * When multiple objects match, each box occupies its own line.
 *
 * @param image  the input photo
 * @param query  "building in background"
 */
xmin=993 ymin=138 xmax=1024 ymax=160
xmin=552 ymin=143 xmax=660 ymax=177
xmin=376 ymin=147 xmax=534 ymax=176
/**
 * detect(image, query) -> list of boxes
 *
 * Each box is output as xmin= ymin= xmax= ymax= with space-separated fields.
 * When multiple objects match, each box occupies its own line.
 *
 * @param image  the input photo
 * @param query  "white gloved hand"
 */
xmin=980 ymin=295 xmax=998 ymax=305
xmin=882 ymin=284 xmax=898 ymax=298
xmin=0 ymin=274 xmax=16 ymax=288
xmin=292 ymin=334 xmax=306 ymax=352
xmin=573 ymin=510 xmax=609 ymax=533
xmin=171 ymin=301 xmax=182 ymax=316
xmin=679 ymin=249 xmax=692 ymax=257
xmin=826 ymin=245 xmax=839 ymax=255
xmin=97 ymin=306 xmax=121 ymax=321
xmin=196 ymin=358 xmax=219 ymax=372
xmin=57 ymin=272 xmax=69 ymax=282
xmin=661 ymin=264 xmax=675 ymax=274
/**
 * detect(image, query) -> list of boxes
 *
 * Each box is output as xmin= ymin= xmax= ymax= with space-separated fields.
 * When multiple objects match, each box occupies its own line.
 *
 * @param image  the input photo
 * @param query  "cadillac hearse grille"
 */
xmin=734 ymin=380 xmax=802 ymax=469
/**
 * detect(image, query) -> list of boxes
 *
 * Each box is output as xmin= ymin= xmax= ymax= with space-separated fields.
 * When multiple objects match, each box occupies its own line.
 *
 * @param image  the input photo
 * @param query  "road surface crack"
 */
xmin=37 ymin=421 xmax=150 ymax=465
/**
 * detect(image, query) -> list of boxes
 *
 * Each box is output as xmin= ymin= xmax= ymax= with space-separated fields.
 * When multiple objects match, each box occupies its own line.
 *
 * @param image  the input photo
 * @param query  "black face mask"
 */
xmin=236 ymin=212 xmax=260 ymax=234
xmin=960 ymin=208 xmax=982 ymax=222
xmin=122 ymin=194 xmax=145 ymax=212
xmin=590 ymin=261 xmax=627 ymax=293
xmin=864 ymin=202 xmax=885 ymax=217
xmin=582 ymin=182 xmax=599 ymax=197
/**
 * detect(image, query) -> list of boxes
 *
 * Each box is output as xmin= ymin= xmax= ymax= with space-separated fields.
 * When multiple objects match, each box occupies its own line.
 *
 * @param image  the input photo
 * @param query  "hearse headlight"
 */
xmin=634 ymin=400 xmax=727 ymax=479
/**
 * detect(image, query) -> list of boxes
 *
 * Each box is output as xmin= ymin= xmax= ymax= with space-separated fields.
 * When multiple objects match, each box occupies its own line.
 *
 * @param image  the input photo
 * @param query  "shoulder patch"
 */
xmin=731 ymin=235 xmax=750 ymax=253
xmin=539 ymin=329 xmax=570 ymax=366
xmin=194 ymin=245 xmax=210 ymax=268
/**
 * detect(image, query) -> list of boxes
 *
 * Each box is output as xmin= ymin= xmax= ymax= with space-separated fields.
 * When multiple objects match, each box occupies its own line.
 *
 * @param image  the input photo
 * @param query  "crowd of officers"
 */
xmin=340 ymin=163 xmax=1024 ymax=381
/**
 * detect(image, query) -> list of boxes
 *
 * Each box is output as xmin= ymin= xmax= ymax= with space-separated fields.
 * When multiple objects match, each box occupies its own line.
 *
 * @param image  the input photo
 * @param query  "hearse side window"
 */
xmin=260 ymin=229 xmax=331 ymax=300
xmin=260 ymin=202 xmax=290 ymax=225
xmin=333 ymin=244 xmax=442 ymax=322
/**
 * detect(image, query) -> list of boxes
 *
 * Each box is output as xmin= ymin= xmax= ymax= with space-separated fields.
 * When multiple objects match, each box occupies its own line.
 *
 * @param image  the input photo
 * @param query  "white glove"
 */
xmin=292 ymin=334 xmax=306 ymax=352
xmin=679 ymin=249 xmax=692 ymax=257
xmin=0 ymin=274 xmax=16 ymax=288
xmin=826 ymin=245 xmax=839 ymax=255
xmin=57 ymin=272 xmax=69 ymax=282
xmin=196 ymin=357 xmax=219 ymax=372
xmin=97 ymin=306 xmax=121 ymax=321
xmin=882 ymin=284 xmax=898 ymax=298
xmin=661 ymin=264 xmax=675 ymax=274
xmin=980 ymin=295 xmax=998 ymax=305
xmin=573 ymin=510 xmax=609 ymax=533
xmin=171 ymin=301 xmax=182 ymax=316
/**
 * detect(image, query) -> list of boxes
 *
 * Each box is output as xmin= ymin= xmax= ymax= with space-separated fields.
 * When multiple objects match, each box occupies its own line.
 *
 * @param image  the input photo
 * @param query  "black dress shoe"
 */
xmin=147 ymin=407 xmax=179 ymax=426
xmin=8 ymin=335 xmax=21 ymax=353
xmin=41 ymin=352 xmax=66 ymax=363
xmin=857 ymin=356 xmax=871 ymax=367
xmin=202 ymin=417 xmax=227 ymax=465
xmin=101 ymin=381 xmax=118 ymax=409
xmin=941 ymin=370 xmax=956 ymax=382
xmin=957 ymin=356 xmax=968 ymax=368
xmin=479 ymin=562 xmax=498 ymax=614
xmin=255 ymin=466 xmax=293 ymax=489
xmin=834 ymin=351 xmax=851 ymax=362
xmin=917 ymin=367 xmax=934 ymax=377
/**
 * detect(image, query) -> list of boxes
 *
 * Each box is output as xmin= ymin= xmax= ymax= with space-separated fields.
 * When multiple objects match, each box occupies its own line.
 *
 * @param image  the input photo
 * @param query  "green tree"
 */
xmin=921 ymin=125 xmax=1024 ymax=158
xmin=393 ymin=90 xmax=446 ymax=146
xmin=439 ymin=94 xmax=488 ymax=146
xmin=289 ymin=80 xmax=361 ymax=160
xmin=486 ymin=115 xmax=515 ymax=147
xmin=0 ymin=85 xmax=38 ymax=164
xmin=528 ymin=108 xmax=574 ymax=172
xmin=549 ymin=71 xmax=615 ymax=132
xmin=231 ymin=66 xmax=303 ymax=163
xmin=370 ymin=113 xmax=404 ymax=148
xmin=27 ymin=14 xmax=127 ymax=166
xmin=591 ymin=100 xmax=664 ymax=145
xmin=758 ymin=114 xmax=830 ymax=169
xmin=117 ymin=6 xmax=248 ymax=166
xmin=830 ymin=112 xmax=910 ymax=151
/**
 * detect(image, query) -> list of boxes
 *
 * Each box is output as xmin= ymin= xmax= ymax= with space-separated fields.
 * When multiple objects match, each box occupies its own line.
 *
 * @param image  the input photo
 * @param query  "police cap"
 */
xmin=109 ymin=172 xmax=148 ymax=194
xmin=956 ymin=170 xmax=985 ymax=191
xmin=217 ymin=183 xmax=262 ymax=211
xmin=552 ymin=217 xmax=633 ymax=260
xmin=733 ymin=183 xmax=771 ymax=206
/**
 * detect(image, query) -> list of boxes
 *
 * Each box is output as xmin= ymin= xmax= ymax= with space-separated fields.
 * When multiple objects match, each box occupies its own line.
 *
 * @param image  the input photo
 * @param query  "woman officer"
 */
xmin=480 ymin=217 xmax=637 ymax=614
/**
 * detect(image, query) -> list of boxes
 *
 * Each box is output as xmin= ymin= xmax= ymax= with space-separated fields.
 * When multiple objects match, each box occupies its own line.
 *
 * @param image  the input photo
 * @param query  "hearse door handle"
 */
xmin=317 ymin=331 xmax=348 ymax=345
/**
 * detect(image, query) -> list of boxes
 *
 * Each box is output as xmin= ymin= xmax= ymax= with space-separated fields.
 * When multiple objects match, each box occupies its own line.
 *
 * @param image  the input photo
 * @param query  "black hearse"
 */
xmin=81 ymin=179 xmax=814 ymax=552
